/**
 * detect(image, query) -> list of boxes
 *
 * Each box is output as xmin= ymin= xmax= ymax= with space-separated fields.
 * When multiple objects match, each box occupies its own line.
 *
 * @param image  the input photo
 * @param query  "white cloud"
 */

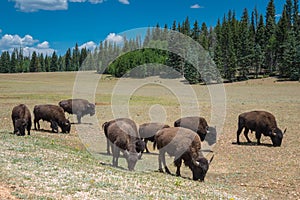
xmin=78 ymin=41 xmax=97 ymax=51
xmin=11 ymin=0 xmax=68 ymax=12
xmin=118 ymin=0 xmax=129 ymax=5
xmin=0 ymin=34 xmax=54 ymax=56
xmin=105 ymin=33 xmax=123 ymax=44
xmin=11 ymin=0 xmax=104 ymax=12
xmin=37 ymin=41 xmax=50 ymax=49
xmin=190 ymin=4 xmax=204 ymax=9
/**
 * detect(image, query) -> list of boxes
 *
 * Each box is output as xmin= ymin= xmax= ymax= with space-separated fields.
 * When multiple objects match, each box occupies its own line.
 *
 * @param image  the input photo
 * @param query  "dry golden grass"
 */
xmin=0 ymin=71 xmax=299 ymax=199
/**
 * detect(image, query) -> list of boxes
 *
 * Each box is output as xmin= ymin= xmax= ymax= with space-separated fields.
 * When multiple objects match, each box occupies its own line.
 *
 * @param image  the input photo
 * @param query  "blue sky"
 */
xmin=0 ymin=0 xmax=285 ymax=56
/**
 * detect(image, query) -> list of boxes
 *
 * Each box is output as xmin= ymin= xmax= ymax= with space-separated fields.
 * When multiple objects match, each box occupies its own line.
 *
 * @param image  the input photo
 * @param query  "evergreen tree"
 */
xmin=72 ymin=43 xmax=80 ymax=70
xmin=65 ymin=48 xmax=72 ymax=71
xmin=50 ymin=51 xmax=58 ymax=72
xmin=10 ymin=49 xmax=17 ymax=73
xmin=265 ymin=0 xmax=277 ymax=73
xmin=29 ymin=51 xmax=39 ymax=72
xmin=0 ymin=51 xmax=10 ymax=73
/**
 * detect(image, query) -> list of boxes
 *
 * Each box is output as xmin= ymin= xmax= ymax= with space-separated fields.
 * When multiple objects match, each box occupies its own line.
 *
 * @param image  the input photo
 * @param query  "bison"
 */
xmin=154 ymin=127 xmax=214 ymax=181
xmin=237 ymin=110 xmax=286 ymax=147
xmin=103 ymin=118 xmax=142 ymax=171
xmin=11 ymin=104 xmax=32 ymax=136
xmin=174 ymin=116 xmax=209 ymax=141
xmin=139 ymin=122 xmax=170 ymax=153
xmin=59 ymin=99 xmax=95 ymax=124
xmin=33 ymin=104 xmax=71 ymax=133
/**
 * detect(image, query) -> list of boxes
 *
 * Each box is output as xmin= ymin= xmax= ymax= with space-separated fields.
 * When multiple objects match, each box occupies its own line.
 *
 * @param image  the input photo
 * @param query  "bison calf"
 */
xmin=237 ymin=110 xmax=286 ymax=147
xmin=33 ymin=104 xmax=71 ymax=133
xmin=174 ymin=116 xmax=209 ymax=141
xmin=59 ymin=99 xmax=95 ymax=124
xmin=155 ymin=127 xmax=213 ymax=181
xmin=139 ymin=122 xmax=170 ymax=153
xmin=11 ymin=104 xmax=32 ymax=136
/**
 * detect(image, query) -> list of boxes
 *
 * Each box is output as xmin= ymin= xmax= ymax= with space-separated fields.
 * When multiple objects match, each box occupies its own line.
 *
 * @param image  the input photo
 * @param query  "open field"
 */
xmin=0 ymin=71 xmax=299 ymax=199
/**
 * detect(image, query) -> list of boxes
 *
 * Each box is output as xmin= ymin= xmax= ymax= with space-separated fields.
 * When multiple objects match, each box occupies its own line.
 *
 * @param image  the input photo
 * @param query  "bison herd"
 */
xmin=11 ymin=99 xmax=286 ymax=182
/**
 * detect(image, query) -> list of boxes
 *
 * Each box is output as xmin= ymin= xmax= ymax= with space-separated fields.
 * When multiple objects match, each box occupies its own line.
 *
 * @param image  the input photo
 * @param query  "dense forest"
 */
xmin=0 ymin=0 xmax=299 ymax=83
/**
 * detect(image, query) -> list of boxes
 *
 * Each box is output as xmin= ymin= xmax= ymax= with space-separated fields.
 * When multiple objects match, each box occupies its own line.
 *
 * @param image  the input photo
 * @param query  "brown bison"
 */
xmin=237 ymin=110 xmax=286 ymax=147
xmin=102 ymin=118 xmax=142 ymax=171
xmin=139 ymin=122 xmax=170 ymax=153
xmin=174 ymin=116 xmax=209 ymax=141
xmin=154 ymin=127 xmax=214 ymax=181
xmin=11 ymin=104 xmax=32 ymax=136
xmin=59 ymin=99 xmax=95 ymax=124
xmin=33 ymin=104 xmax=71 ymax=133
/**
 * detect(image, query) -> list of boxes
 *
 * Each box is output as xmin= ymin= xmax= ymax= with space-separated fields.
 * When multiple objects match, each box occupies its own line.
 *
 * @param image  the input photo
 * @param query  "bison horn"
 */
xmin=283 ymin=128 xmax=287 ymax=134
xmin=193 ymin=159 xmax=200 ymax=166
xmin=208 ymin=155 xmax=214 ymax=165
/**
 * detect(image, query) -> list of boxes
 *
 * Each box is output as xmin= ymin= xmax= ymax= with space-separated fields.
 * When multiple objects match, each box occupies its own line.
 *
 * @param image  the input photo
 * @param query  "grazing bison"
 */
xmin=33 ymin=104 xmax=71 ymax=133
xmin=237 ymin=110 xmax=286 ymax=147
xmin=59 ymin=99 xmax=95 ymax=124
xmin=174 ymin=116 xmax=209 ymax=141
xmin=103 ymin=118 xmax=142 ymax=170
xmin=11 ymin=104 xmax=32 ymax=136
xmin=154 ymin=127 xmax=214 ymax=181
xmin=139 ymin=122 xmax=170 ymax=153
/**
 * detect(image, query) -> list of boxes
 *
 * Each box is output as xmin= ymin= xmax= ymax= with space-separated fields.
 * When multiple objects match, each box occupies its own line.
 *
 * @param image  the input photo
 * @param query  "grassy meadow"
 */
xmin=0 ymin=71 xmax=299 ymax=199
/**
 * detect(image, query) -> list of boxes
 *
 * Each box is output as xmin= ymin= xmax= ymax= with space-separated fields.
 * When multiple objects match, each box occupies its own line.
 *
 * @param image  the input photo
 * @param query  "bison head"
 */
xmin=123 ymin=151 xmax=141 ymax=171
xmin=197 ymin=127 xmax=208 ymax=141
xmin=87 ymin=103 xmax=95 ymax=116
xmin=60 ymin=120 xmax=71 ymax=133
xmin=270 ymin=128 xmax=286 ymax=147
xmin=191 ymin=155 xmax=214 ymax=181
xmin=14 ymin=119 xmax=27 ymax=136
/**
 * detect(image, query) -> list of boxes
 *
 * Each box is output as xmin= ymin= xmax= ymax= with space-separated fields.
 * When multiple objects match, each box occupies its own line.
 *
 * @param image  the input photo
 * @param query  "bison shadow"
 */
xmin=35 ymin=129 xmax=68 ymax=134
xmin=70 ymin=122 xmax=93 ymax=125
xmin=99 ymin=161 xmax=128 ymax=171
xmin=232 ymin=141 xmax=273 ymax=147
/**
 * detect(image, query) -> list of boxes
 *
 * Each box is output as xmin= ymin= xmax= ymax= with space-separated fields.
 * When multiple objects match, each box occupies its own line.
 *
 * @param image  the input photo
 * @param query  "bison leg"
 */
xmin=76 ymin=114 xmax=82 ymax=124
xmin=174 ymin=158 xmax=182 ymax=177
xmin=144 ymin=139 xmax=150 ymax=153
xmin=106 ymin=138 xmax=111 ymax=155
xmin=255 ymin=131 xmax=262 ymax=145
xmin=243 ymin=128 xmax=252 ymax=143
xmin=112 ymin=144 xmax=120 ymax=167
xmin=236 ymin=126 xmax=243 ymax=144
xmin=158 ymin=150 xmax=170 ymax=174
xmin=34 ymin=118 xmax=40 ymax=130
xmin=27 ymin=121 xmax=31 ymax=135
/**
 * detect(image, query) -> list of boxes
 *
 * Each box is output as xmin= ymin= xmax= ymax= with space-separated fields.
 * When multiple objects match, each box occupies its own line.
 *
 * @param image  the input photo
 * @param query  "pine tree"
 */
xmin=29 ymin=51 xmax=39 ymax=72
xmin=50 ymin=51 xmax=58 ymax=72
xmin=10 ymin=49 xmax=17 ymax=73
xmin=72 ymin=43 xmax=80 ymax=70
xmin=65 ymin=48 xmax=72 ymax=71
xmin=265 ymin=0 xmax=277 ymax=73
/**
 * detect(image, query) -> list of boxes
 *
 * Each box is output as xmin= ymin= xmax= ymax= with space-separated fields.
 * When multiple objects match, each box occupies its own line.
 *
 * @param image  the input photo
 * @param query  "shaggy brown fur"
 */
xmin=237 ymin=110 xmax=286 ymax=147
xmin=59 ymin=99 xmax=95 ymax=124
xmin=139 ymin=122 xmax=170 ymax=153
xmin=33 ymin=104 xmax=71 ymax=133
xmin=11 ymin=104 xmax=32 ymax=136
xmin=174 ymin=116 xmax=209 ymax=141
xmin=155 ymin=127 xmax=212 ymax=181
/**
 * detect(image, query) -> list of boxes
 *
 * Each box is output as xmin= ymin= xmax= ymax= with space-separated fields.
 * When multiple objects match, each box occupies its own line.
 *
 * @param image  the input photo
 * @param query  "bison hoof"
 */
xmin=158 ymin=168 xmax=164 ymax=173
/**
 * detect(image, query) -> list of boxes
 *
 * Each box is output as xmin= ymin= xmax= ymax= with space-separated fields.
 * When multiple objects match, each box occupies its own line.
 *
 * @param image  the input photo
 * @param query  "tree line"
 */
xmin=0 ymin=0 xmax=299 ymax=83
